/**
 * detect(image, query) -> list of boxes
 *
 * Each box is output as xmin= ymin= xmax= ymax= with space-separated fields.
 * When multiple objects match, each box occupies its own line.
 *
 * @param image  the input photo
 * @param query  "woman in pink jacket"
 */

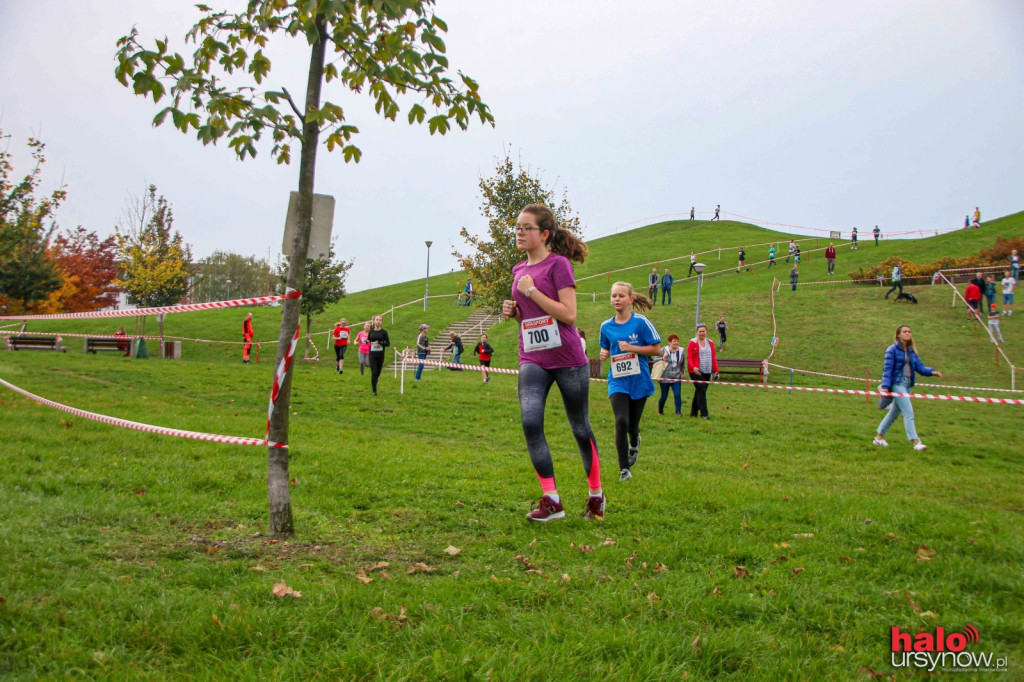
xmin=686 ymin=323 xmax=720 ymax=419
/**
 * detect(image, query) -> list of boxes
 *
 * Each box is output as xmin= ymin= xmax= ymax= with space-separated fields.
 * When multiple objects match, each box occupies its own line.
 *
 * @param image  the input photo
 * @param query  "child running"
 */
xmin=503 ymin=203 xmax=604 ymax=522
xmin=599 ymin=282 xmax=661 ymax=482
xmin=367 ymin=315 xmax=390 ymax=396
xmin=474 ymin=333 xmax=494 ymax=383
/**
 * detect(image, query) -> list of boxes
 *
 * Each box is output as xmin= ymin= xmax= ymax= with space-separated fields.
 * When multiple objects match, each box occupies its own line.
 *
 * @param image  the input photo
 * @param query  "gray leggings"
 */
xmin=517 ymin=363 xmax=598 ymax=481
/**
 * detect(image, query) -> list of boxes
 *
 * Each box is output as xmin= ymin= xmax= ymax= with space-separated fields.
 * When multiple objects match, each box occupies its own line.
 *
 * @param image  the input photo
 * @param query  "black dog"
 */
xmin=894 ymin=291 xmax=918 ymax=304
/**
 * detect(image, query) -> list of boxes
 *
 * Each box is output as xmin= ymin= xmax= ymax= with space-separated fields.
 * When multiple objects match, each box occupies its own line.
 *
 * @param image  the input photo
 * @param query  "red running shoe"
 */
xmin=526 ymin=495 xmax=565 ymax=522
xmin=583 ymin=494 xmax=606 ymax=521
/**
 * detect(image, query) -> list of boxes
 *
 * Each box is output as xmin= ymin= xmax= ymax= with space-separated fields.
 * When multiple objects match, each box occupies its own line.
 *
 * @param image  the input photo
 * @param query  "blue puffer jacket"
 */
xmin=880 ymin=343 xmax=934 ymax=390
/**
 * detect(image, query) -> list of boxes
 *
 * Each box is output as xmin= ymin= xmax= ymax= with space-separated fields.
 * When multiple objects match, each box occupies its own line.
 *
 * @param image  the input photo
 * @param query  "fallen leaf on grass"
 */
xmin=864 ymin=518 xmax=873 ymax=524
xmin=443 ymin=545 xmax=461 ymax=556
xmin=578 ymin=545 xmax=594 ymax=554
xmin=366 ymin=561 xmax=389 ymax=572
xmin=769 ymin=555 xmax=789 ymax=564
xmin=134 ymin=486 xmax=146 ymax=496
xmin=712 ymin=586 xmax=722 ymax=597
xmin=792 ymin=533 xmax=815 ymax=539
xmin=915 ymin=545 xmax=936 ymax=562
xmin=452 ymin=570 xmax=460 ymax=578
xmin=601 ymin=538 xmax=617 ymax=547
xmin=249 ymin=565 xmax=268 ymax=572
xmin=647 ymin=591 xmax=661 ymax=604
xmin=454 ymin=501 xmax=465 ymax=507
xmin=289 ymin=478 xmax=297 ymax=485
xmin=829 ymin=645 xmax=845 ymax=652
xmin=654 ymin=562 xmax=669 ymax=573
xmin=298 ymin=563 xmax=314 ymax=569
xmin=917 ymin=610 xmax=938 ymax=619
xmin=884 ymin=532 xmax=897 ymax=541
xmin=204 ymin=546 xmax=220 ymax=553
xmin=406 ymin=562 xmax=436 ymax=575
xmin=691 ymin=635 xmax=701 ymax=649
xmin=512 ymin=555 xmax=538 ymax=570
xmin=902 ymin=591 xmax=921 ymax=611
xmin=525 ymin=569 xmax=544 ymax=575
xmin=529 ymin=538 xmax=537 ymax=547
xmin=839 ymin=556 xmax=855 ymax=564
xmin=354 ymin=570 xmax=374 ymax=585
xmin=742 ymin=462 xmax=749 ymax=470
xmin=271 ymin=580 xmax=301 ymax=599
xmin=561 ymin=574 xmax=570 ymax=583
xmin=791 ymin=567 xmax=805 ymax=578
xmin=734 ymin=566 xmax=750 ymax=579
xmin=211 ymin=614 xmax=227 ymax=629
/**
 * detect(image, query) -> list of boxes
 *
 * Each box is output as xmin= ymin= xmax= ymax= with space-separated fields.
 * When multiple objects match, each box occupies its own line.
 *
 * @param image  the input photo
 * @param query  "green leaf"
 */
xmin=153 ymin=107 xmax=174 ymax=127
xmin=342 ymin=145 xmax=362 ymax=163
xmin=407 ymin=103 xmax=426 ymax=125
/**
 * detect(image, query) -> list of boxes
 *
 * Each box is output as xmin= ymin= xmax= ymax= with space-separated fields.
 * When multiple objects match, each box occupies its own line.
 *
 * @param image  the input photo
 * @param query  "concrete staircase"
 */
xmin=389 ymin=308 xmax=499 ymax=368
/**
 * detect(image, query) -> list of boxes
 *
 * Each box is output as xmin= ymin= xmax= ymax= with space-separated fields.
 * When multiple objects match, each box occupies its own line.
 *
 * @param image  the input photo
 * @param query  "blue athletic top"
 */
xmin=599 ymin=312 xmax=660 ymax=399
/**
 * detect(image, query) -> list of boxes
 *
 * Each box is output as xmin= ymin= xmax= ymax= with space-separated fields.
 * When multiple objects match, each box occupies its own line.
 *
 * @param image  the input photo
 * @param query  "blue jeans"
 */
xmin=662 ymin=287 xmax=672 ymax=305
xmin=658 ymin=380 xmax=682 ymax=414
xmin=415 ymin=352 xmax=426 ymax=380
xmin=450 ymin=352 xmax=462 ymax=370
xmin=877 ymin=381 xmax=917 ymax=441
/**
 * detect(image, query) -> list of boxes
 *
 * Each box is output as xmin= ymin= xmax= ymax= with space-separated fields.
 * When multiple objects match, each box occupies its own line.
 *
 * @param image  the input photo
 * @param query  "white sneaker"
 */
xmin=872 ymin=437 xmax=888 ymax=447
xmin=913 ymin=442 xmax=927 ymax=452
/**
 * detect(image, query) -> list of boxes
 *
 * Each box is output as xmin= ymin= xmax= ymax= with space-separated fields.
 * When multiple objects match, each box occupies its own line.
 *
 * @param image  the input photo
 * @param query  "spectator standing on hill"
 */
xmin=716 ymin=315 xmax=728 ymax=348
xmin=973 ymin=206 xmax=981 ymax=227
xmin=661 ymin=268 xmax=674 ymax=305
xmin=987 ymin=304 xmax=1005 ymax=343
xmin=600 ymin=282 xmax=661 ymax=482
xmin=885 ymin=260 xmax=904 ymax=299
xmin=657 ymin=334 xmax=685 ymax=417
xmin=969 ymin=272 xmax=987 ymax=311
xmin=790 ymin=265 xmax=799 ymax=291
xmin=825 ymin=243 xmax=837 ymax=276
xmin=768 ymin=243 xmax=777 ymax=268
xmin=1010 ymin=249 xmax=1020 ymax=282
xmin=355 ymin=321 xmax=371 ymax=375
xmin=648 ymin=267 xmax=659 ymax=304
xmin=503 ymin=203 xmax=605 ymax=523
xmin=873 ymin=324 xmax=942 ymax=451
xmin=873 ymin=226 xmax=881 ymax=246
xmin=712 ymin=204 xmax=721 ymax=221
xmin=964 ymin=215 xmax=970 ymax=229
xmin=463 ymin=277 xmax=474 ymax=306
xmin=688 ymin=251 xmax=697 ymax=277
xmin=242 ymin=312 xmax=254 ymax=364
xmin=786 ymin=240 xmax=796 ymax=263
xmin=686 ymin=323 xmax=719 ymax=419
xmin=1001 ymin=270 xmax=1016 ymax=316
xmin=965 ymin=280 xmax=982 ymax=321
xmin=984 ymin=276 xmax=997 ymax=315
xmin=367 ymin=315 xmax=390 ymax=396
xmin=473 ymin=332 xmax=494 ymax=383
xmin=414 ymin=324 xmax=430 ymax=381
xmin=690 ymin=207 xmax=695 ymax=220
xmin=443 ymin=332 xmax=464 ymax=370
xmin=332 ymin=317 xmax=350 ymax=374
xmin=850 ymin=227 xmax=859 ymax=250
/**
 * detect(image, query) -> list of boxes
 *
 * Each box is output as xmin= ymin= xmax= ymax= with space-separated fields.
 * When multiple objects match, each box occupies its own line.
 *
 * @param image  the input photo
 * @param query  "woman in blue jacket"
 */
xmin=873 ymin=325 xmax=942 ymax=451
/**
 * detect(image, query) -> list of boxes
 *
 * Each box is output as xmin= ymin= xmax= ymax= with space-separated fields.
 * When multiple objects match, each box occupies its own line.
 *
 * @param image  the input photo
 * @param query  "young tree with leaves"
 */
xmin=115 ymin=0 xmax=493 ymax=535
xmin=0 ymin=129 xmax=65 ymax=314
xmin=454 ymin=152 xmax=584 ymax=311
xmin=279 ymin=242 xmax=353 ymax=357
xmin=115 ymin=185 xmax=193 ymax=338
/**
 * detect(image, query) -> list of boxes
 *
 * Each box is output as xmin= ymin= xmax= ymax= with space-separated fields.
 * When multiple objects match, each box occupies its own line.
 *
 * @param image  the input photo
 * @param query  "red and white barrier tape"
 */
xmin=402 ymin=356 xmax=1024 ymax=405
xmin=265 ymin=322 xmax=301 ymax=447
xmin=0 ymin=377 xmax=268 ymax=446
xmin=0 ymin=290 xmax=302 ymax=321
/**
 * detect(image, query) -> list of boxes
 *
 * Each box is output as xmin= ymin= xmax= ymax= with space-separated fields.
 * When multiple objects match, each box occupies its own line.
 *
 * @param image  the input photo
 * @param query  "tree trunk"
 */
xmin=266 ymin=13 xmax=327 ymax=537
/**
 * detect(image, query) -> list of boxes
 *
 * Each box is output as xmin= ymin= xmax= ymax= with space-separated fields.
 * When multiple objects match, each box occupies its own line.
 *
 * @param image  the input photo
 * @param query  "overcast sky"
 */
xmin=2 ymin=0 xmax=1022 ymax=292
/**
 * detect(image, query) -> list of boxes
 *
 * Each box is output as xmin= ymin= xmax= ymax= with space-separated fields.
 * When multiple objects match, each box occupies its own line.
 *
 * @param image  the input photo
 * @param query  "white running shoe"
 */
xmin=913 ymin=442 xmax=927 ymax=452
xmin=872 ymin=437 xmax=888 ymax=447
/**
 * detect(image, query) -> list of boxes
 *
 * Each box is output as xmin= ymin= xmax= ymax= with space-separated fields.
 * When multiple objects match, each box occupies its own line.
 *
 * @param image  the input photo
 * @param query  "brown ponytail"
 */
xmin=612 ymin=281 xmax=654 ymax=312
xmin=521 ymin=203 xmax=588 ymax=263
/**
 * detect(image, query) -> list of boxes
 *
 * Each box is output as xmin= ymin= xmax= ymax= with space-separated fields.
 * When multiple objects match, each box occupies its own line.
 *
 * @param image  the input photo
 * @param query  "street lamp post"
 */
xmin=226 ymin=279 xmax=232 ymax=301
xmin=424 ymin=241 xmax=433 ymax=311
xmin=694 ymin=263 xmax=706 ymax=326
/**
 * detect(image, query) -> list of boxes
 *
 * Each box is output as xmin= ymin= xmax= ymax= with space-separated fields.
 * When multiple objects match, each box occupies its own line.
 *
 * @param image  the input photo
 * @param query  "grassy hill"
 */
xmin=1 ymin=212 xmax=1021 ymax=679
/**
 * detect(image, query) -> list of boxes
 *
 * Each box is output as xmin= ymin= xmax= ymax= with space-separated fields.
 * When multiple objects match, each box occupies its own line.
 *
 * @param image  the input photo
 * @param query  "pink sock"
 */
xmin=537 ymin=474 xmax=556 ymax=495
xmin=586 ymin=439 xmax=602 ymax=492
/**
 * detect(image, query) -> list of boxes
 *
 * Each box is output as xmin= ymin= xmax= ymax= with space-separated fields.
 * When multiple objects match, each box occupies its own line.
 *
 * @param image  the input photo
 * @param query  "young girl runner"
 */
xmin=599 ymin=282 xmax=661 ymax=481
xmin=332 ymin=317 xmax=350 ymax=374
xmin=367 ymin=315 xmax=390 ymax=396
xmin=473 ymin=333 xmax=494 ymax=384
xmin=503 ymin=204 xmax=604 ymax=522
xmin=355 ymin=321 xmax=371 ymax=375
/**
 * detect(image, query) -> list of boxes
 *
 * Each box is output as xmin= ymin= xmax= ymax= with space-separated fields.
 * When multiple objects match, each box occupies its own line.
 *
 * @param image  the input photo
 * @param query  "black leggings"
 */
xmin=689 ymin=372 xmax=711 ymax=417
xmin=518 ymin=363 xmax=599 ymax=483
xmin=610 ymin=393 xmax=647 ymax=469
xmin=369 ymin=353 xmax=386 ymax=391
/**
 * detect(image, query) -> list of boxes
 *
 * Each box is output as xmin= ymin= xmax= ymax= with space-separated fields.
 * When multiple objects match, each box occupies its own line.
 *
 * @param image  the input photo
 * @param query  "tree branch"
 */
xmin=280 ymin=87 xmax=306 ymax=124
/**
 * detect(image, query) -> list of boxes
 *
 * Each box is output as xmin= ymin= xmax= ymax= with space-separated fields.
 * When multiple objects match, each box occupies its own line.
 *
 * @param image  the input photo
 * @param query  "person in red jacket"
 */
xmin=331 ymin=317 xmax=350 ymax=374
xmin=242 ymin=313 xmax=254 ymax=364
xmin=824 ymin=243 xmax=837 ymax=276
xmin=964 ymin=282 xmax=982 ymax=321
xmin=686 ymin=323 xmax=720 ymax=419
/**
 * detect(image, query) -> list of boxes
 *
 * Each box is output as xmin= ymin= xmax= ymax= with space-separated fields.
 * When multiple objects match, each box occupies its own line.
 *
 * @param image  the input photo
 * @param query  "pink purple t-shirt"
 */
xmin=512 ymin=253 xmax=587 ymax=369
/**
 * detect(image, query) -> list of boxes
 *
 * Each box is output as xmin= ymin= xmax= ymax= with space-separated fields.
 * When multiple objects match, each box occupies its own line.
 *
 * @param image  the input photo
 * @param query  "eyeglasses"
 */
xmin=514 ymin=225 xmax=541 ymax=234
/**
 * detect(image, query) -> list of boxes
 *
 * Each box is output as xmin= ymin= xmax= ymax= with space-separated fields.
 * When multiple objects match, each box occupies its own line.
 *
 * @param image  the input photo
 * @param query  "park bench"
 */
xmin=716 ymin=358 xmax=764 ymax=382
xmin=8 ymin=335 xmax=66 ymax=352
xmin=86 ymin=337 xmax=131 ymax=355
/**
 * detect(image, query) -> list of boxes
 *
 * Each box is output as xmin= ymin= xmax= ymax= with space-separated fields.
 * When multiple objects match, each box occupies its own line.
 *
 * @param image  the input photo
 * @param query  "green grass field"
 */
xmin=1 ymin=214 xmax=1022 ymax=680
